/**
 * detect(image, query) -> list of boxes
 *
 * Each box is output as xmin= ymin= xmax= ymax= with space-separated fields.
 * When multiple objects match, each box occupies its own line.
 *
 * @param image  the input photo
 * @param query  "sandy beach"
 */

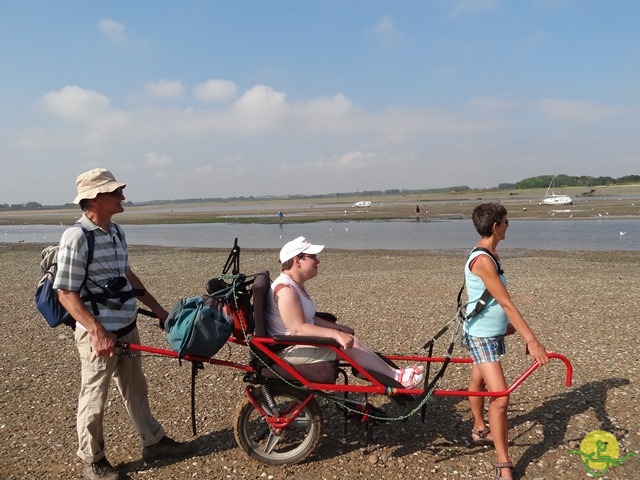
xmin=1 ymin=243 xmax=638 ymax=479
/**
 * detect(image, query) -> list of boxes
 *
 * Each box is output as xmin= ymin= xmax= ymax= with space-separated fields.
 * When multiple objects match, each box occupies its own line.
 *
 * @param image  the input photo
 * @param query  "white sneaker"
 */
xmin=397 ymin=365 xmax=424 ymax=388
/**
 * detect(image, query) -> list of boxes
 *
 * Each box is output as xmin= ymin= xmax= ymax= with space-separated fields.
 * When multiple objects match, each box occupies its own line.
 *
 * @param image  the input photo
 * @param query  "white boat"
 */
xmin=353 ymin=201 xmax=372 ymax=208
xmin=543 ymin=177 xmax=572 ymax=205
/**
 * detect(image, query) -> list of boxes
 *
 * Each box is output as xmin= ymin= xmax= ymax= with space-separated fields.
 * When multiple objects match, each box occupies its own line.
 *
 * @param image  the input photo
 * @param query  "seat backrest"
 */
xmin=251 ymin=271 xmax=271 ymax=338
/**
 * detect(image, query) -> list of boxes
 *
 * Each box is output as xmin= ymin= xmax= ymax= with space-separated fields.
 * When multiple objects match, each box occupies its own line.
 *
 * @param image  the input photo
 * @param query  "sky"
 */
xmin=1 ymin=0 xmax=639 ymax=205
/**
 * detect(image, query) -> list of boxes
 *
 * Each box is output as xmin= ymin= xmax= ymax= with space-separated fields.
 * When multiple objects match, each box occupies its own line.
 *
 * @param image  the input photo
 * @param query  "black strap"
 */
xmin=112 ymin=319 xmax=137 ymax=338
xmin=472 ymin=247 xmax=503 ymax=275
xmin=82 ymin=288 xmax=145 ymax=307
xmin=457 ymin=247 xmax=503 ymax=320
xmin=190 ymin=362 xmax=204 ymax=436
xmin=76 ymin=224 xmax=95 ymax=295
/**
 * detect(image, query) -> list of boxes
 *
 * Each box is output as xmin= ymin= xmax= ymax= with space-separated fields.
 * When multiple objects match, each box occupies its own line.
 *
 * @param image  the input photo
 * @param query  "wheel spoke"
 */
xmin=263 ymin=431 xmax=282 ymax=454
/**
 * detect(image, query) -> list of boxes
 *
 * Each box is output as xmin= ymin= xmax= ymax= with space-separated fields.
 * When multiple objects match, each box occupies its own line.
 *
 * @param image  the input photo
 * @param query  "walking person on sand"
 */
xmin=461 ymin=203 xmax=549 ymax=480
xmin=55 ymin=168 xmax=192 ymax=479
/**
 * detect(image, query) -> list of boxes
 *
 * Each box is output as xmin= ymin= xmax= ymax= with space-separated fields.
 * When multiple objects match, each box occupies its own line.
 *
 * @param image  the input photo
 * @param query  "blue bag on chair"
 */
xmin=165 ymin=295 xmax=233 ymax=359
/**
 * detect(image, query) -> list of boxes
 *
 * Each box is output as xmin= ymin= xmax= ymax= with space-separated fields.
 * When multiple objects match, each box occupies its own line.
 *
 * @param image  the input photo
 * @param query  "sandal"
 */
xmin=494 ymin=461 xmax=514 ymax=480
xmin=397 ymin=365 xmax=424 ymax=388
xmin=470 ymin=426 xmax=515 ymax=446
xmin=471 ymin=426 xmax=494 ymax=445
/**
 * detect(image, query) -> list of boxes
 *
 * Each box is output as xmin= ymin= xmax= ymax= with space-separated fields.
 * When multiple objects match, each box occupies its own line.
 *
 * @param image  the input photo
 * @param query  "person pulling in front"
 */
xmin=462 ymin=203 xmax=549 ymax=480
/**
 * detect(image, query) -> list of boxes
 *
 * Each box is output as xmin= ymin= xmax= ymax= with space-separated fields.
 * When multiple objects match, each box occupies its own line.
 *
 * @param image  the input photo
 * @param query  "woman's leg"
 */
xmin=468 ymin=364 xmax=490 ymax=434
xmin=477 ymin=361 xmax=512 ymax=479
xmin=344 ymin=336 xmax=397 ymax=377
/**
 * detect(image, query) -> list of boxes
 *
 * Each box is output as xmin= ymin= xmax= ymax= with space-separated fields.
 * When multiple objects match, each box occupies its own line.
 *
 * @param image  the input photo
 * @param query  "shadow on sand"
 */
xmin=116 ymin=377 xmax=629 ymax=478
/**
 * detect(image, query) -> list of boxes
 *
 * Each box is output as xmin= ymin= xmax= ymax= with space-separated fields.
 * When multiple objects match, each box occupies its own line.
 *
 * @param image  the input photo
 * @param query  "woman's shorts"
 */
xmin=461 ymin=332 xmax=506 ymax=365
xmin=279 ymin=345 xmax=337 ymax=365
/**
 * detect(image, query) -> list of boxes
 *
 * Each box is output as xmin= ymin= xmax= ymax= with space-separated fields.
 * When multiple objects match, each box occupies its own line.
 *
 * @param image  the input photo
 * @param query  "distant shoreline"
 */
xmin=2 ymin=184 xmax=639 ymax=225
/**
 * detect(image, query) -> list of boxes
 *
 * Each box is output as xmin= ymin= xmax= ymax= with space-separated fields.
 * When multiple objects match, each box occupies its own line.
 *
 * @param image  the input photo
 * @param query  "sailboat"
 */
xmin=543 ymin=176 xmax=572 ymax=205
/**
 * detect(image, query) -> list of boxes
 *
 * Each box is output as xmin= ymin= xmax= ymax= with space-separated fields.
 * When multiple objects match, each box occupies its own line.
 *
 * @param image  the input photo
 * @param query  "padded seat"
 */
xmin=251 ymin=271 xmax=339 ymax=384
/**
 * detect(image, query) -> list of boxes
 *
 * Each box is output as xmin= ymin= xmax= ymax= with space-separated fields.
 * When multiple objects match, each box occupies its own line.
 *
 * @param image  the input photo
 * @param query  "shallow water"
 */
xmin=2 ymin=218 xmax=638 ymax=251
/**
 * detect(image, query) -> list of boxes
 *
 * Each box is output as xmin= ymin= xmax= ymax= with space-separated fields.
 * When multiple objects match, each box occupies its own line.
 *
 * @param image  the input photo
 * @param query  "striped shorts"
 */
xmin=461 ymin=332 xmax=506 ymax=365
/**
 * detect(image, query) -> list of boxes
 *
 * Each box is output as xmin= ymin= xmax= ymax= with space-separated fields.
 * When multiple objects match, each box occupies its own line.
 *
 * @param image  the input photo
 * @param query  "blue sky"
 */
xmin=1 ymin=0 xmax=638 ymax=205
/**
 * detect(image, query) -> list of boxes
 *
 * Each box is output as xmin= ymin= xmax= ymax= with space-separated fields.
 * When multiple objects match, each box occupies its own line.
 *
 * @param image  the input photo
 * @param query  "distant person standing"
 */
xmin=277 ymin=211 xmax=284 ymax=223
xmin=416 ymin=205 xmax=420 ymax=220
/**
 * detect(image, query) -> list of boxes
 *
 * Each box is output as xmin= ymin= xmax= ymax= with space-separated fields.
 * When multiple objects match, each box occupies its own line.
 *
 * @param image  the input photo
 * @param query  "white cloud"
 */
xmin=41 ymin=85 xmax=110 ymax=120
xmin=290 ymin=94 xmax=359 ymax=133
xmin=144 ymin=79 xmax=184 ymax=99
xmin=98 ymin=18 xmax=127 ymax=46
xmin=537 ymin=98 xmax=621 ymax=123
xmin=230 ymin=85 xmax=289 ymax=132
xmin=194 ymin=79 xmax=237 ymax=102
xmin=23 ymin=81 xmax=632 ymax=204
xmin=145 ymin=152 xmax=172 ymax=167
xmin=40 ymin=85 xmax=129 ymax=127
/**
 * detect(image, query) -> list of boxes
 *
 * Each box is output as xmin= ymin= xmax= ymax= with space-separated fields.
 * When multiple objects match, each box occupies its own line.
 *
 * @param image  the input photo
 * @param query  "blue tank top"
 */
xmin=463 ymin=249 xmax=509 ymax=337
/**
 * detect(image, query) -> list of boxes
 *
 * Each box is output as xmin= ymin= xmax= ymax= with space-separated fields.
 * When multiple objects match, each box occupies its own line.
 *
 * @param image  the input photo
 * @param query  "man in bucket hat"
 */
xmin=55 ymin=168 xmax=190 ymax=479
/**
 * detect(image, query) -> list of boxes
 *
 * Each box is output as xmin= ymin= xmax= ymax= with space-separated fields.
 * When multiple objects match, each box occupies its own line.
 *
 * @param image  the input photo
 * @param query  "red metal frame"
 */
xmin=119 ymin=336 xmax=572 ymax=399
xmin=243 ymin=385 xmax=317 ymax=432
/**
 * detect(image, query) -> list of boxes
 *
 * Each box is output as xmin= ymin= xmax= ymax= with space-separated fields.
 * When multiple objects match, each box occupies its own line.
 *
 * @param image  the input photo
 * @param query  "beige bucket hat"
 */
xmin=73 ymin=168 xmax=126 ymax=204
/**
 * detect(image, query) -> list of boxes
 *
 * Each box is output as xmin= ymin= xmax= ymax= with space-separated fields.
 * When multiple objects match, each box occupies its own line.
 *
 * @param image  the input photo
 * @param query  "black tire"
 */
xmin=234 ymin=383 xmax=323 ymax=465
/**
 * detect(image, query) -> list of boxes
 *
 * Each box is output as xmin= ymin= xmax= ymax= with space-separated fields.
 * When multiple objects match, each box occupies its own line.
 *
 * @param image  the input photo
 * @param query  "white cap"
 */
xmin=279 ymin=236 xmax=325 ymax=263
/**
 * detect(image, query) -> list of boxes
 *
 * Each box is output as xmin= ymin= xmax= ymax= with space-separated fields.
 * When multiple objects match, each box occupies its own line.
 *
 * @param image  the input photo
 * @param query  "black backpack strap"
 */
xmin=459 ymin=247 xmax=503 ymax=320
xmin=471 ymin=247 xmax=503 ymax=275
xmin=74 ymin=225 xmax=99 ymax=316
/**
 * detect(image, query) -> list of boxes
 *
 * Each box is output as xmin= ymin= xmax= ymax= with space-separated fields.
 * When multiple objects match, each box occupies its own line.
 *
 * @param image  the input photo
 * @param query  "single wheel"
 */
xmin=234 ymin=383 xmax=323 ymax=465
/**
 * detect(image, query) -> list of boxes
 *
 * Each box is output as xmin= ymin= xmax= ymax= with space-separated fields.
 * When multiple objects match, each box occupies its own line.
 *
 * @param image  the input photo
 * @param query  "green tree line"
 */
xmin=515 ymin=174 xmax=640 ymax=189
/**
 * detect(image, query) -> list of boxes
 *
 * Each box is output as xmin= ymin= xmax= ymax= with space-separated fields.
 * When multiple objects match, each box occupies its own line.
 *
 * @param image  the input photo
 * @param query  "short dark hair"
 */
xmin=79 ymin=198 xmax=92 ymax=211
xmin=472 ymin=203 xmax=508 ymax=237
xmin=281 ymin=257 xmax=295 ymax=271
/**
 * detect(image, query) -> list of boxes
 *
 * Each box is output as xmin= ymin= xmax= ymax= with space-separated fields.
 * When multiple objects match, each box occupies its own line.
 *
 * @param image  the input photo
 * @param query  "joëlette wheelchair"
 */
xmin=119 ymin=239 xmax=573 ymax=465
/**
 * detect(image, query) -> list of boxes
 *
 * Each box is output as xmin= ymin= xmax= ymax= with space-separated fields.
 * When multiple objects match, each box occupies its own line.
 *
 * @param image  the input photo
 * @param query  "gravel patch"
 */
xmin=1 ymin=243 xmax=638 ymax=479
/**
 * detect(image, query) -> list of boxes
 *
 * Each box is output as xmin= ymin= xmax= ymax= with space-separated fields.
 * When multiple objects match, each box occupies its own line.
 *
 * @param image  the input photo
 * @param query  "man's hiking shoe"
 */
xmin=82 ymin=457 xmax=119 ymax=480
xmin=142 ymin=435 xmax=191 ymax=462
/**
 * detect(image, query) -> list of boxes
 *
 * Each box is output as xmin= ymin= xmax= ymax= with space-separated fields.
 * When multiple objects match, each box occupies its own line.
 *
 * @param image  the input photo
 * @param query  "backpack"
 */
xmin=164 ymin=295 xmax=233 ymax=359
xmin=35 ymin=225 xmax=94 ymax=328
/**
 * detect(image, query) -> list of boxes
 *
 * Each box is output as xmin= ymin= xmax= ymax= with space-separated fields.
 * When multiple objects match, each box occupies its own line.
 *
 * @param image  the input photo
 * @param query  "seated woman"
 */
xmin=266 ymin=236 xmax=423 ymax=389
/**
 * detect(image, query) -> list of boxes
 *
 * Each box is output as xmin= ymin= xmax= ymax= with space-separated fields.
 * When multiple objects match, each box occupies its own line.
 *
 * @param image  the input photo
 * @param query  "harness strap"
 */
xmin=81 ymin=288 xmax=146 ymax=315
xmin=190 ymin=362 xmax=204 ymax=436
xmin=112 ymin=320 xmax=137 ymax=338
xmin=457 ymin=247 xmax=503 ymax=320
